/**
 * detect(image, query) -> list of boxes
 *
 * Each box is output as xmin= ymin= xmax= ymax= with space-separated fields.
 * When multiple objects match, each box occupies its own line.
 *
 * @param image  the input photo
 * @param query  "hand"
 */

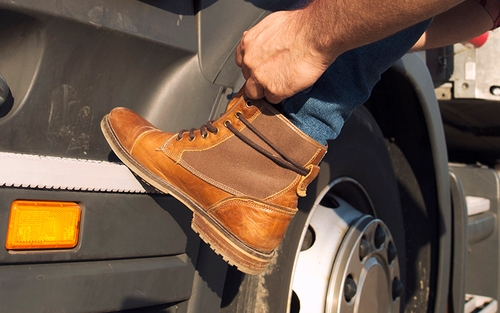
xmin=235 ymin=0 xmax=466 ymax=104
xmin=235 ymin=10 xmax=334 ymax=104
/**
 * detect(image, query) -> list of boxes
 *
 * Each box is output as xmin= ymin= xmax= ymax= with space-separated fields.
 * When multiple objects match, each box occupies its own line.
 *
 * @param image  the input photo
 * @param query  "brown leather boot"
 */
xmin=101 ymin=94 xmax=327 ymax=274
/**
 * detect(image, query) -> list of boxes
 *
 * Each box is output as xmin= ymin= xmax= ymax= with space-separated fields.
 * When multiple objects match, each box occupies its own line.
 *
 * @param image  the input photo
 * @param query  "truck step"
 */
xmin=0 ymin=152 xmax=148 ymax=193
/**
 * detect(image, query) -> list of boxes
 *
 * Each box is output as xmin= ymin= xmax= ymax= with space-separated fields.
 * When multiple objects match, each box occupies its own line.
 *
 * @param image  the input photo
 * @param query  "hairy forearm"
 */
xmin=236 ymin=0 xmax=469 ymax=102
xmin=300 ymin=0 xmax=466 ymax=61
xmin=411 ymin=0 xmax=497 ymax=51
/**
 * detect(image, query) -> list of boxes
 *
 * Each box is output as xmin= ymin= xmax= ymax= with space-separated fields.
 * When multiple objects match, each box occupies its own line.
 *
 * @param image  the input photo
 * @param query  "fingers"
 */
xmin=244 ymin=77 xmax=265 ymax=100
xmin=245 ymin=79 xmax=285 ymax=104
xmin=235 ymin=31 xmax=284 ymax=103
xmin=238 ymin=60 xmax=285 ymax=103
xmin=264 ymin=90 xmax=285 ymax=104
xmin=237 ymin=59 xmax=287 ymax=103
xmin=235 ymin=31 xmax=247 ymax=67
xmin=235 ymin=32 xmax=265 ymax=100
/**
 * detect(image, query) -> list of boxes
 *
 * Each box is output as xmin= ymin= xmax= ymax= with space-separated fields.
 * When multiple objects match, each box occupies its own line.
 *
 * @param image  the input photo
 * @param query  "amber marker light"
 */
xmin=5 ymin=200 xmax=81 ymax=250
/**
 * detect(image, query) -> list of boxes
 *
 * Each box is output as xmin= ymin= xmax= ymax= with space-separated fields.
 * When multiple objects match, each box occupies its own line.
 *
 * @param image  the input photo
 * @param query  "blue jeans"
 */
xmin=283 ymin=20 xmax=432 ymax=145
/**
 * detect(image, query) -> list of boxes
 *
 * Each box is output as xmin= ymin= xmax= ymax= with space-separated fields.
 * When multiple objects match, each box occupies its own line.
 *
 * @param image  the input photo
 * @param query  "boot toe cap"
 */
xmin=107 ymin=107 xmax=157 ymax=152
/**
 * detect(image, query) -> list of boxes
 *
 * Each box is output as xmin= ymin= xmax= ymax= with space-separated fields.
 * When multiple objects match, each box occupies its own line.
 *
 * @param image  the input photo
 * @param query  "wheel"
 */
xmin=291 ymin=190 xmax=402 ymax=312
xmin=220 ymin=106 xmax=429 ymax=313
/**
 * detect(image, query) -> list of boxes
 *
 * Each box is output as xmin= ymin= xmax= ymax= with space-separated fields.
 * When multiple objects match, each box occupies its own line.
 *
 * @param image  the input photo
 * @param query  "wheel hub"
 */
xmin=290 ymin=186 xmax=402 ymax=313
xmin=326 ymin=216 xmax=401 ymax=313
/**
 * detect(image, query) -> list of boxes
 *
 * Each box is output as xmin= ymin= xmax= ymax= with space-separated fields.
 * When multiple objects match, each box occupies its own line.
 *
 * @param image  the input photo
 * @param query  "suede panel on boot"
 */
xmin=181 ymin=134 xmax=298 ymax=199
xmin=180 ymin=97 xmax=324 ymax=199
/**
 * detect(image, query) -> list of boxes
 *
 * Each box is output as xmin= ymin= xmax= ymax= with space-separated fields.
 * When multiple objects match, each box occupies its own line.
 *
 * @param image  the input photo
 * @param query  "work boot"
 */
xmin=101 ymin=94 xmax=327 ymax=275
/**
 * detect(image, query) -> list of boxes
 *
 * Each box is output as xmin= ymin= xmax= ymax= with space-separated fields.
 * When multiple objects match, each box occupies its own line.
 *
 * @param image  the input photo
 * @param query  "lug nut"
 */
xmin=374 ymin=225 xmax=386 ymax=249
xmin=344 ymin=276 xmax=357 ymax=302
xmin=359 ymin=238 xmax=370 ymax=261
xmin=387 ymin=241 xmax=397 ymax=263
xmin=392 ymin=279 xmax=404 ymax=300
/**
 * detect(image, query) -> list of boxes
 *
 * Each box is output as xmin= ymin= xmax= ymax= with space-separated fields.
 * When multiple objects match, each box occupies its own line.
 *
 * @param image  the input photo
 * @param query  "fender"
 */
xmin=391 ymin=53 xmax=452 ymax=313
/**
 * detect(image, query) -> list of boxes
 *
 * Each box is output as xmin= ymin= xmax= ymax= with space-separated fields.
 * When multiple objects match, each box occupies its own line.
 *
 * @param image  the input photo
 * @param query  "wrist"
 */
xmin=297 ymin=0 xmax=349 ymax=64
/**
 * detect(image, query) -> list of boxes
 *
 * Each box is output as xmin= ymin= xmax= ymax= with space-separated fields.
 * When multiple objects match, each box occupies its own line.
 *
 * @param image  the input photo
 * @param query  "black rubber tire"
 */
xmin=220 ymin=106 xmax=428 ymax=313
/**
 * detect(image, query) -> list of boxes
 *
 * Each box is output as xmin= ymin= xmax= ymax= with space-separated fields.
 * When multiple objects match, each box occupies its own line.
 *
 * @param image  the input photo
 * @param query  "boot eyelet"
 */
xmin=176 ymin=136 xmax=183 ymax=141
xmin=214 ymin=127 xmax=219 ymax=134
xmin=224 ymin=120 xmax=231 ymax=127
xmin=201 ymin=133 xmax=207 ymax=139
xmin=189 ymin=136 xmax=195 ymax=141
xmin=235 ymin=112 xmax=242 ymax=119
xmin=245 ymin=100 xmax=253 ymax=108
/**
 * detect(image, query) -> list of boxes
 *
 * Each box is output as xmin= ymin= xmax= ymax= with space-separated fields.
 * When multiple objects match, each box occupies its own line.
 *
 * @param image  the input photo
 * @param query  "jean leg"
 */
xmin=283 ymin=19 xmax=432 ymax=145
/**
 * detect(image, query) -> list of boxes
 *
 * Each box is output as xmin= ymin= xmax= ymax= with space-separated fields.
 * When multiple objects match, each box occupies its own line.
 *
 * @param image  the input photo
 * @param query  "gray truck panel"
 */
xmin=0 ymin=256 xmax=191 ymax=313
xmin=0 ymin=3 xmax=220 ymax=160
xmin=0 ymin=189 xmax=198 ymax=264
xmin=392 ymin=53 xmax=452 ymax=313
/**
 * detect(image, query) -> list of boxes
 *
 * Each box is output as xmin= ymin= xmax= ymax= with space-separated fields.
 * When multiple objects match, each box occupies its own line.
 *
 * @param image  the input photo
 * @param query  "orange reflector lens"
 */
xmin=5 ymin=200 xmax=81 ymax=250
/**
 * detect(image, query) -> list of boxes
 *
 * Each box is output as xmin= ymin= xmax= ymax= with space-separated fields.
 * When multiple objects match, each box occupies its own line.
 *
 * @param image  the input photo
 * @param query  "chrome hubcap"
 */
xmin=289 ymin=179 xmax=402 ymax=313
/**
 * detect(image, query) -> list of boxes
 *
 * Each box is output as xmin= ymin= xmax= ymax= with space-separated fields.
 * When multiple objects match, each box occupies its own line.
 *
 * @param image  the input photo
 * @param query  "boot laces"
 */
xmin=176 ymin=99 xmax=310 ymax=177
xmin=177 ymin=122 xmax=218 ymax=141
xmin=228 ymin=110 xmax=309 ymax=176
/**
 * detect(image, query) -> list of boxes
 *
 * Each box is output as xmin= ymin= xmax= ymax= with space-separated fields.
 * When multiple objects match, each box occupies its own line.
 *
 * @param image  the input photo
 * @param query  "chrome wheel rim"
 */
xmin=289 ymin=178 xmax=402 ymax=313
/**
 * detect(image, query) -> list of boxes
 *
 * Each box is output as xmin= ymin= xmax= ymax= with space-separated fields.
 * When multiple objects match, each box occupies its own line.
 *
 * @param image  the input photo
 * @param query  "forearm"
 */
xmin=411 ymin=0 xmax=498 ymax=51
xmin=300 ymin=0 xmax=466 ymax=62
xmin=236 ymin=0 xmax=468 ymax=102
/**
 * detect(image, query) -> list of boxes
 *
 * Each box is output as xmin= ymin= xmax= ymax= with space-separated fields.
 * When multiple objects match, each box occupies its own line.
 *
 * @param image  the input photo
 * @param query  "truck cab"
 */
xmin=0 ymin=1 xmax=498 ymax=312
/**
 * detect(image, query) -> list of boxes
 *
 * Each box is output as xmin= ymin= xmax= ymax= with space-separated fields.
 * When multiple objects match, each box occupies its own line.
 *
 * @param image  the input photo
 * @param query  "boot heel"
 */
xmin=191 ymin=213 xmax=273 ymax=275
